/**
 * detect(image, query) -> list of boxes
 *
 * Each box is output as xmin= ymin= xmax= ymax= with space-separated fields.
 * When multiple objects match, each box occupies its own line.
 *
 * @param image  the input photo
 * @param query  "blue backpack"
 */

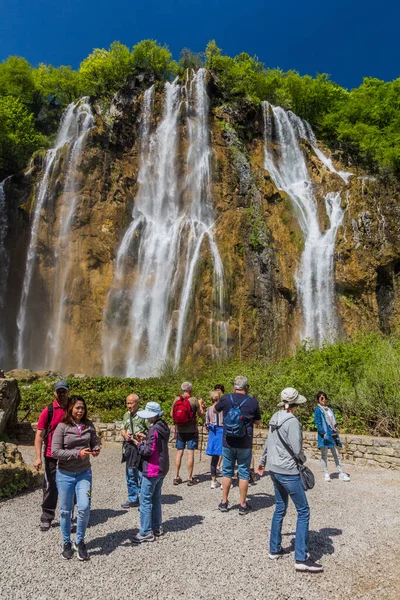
xmin=224 ymin=395 xmax=250 ymax=438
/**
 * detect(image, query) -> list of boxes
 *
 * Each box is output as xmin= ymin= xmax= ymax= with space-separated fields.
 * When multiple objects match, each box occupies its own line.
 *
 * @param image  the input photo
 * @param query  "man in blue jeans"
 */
xmin=214 ymin=376 xmax=261 ymax=515
xmin=258 ymin=387 xmax=324 ymax=573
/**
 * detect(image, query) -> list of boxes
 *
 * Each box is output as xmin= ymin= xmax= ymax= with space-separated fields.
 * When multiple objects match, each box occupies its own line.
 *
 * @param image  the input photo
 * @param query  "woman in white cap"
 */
xmin=131 ymin=402 xmax=170 ymax=544
xmin=257 ymin=387 xmax=323 ymax=573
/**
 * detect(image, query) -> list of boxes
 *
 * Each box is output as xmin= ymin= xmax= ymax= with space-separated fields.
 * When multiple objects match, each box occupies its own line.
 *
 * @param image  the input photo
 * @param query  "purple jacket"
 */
xmin=137 ymin=419 xmax=170 ymax=477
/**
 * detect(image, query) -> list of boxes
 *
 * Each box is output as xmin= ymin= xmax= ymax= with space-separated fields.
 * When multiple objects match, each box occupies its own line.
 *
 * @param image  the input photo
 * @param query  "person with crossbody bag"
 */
xmin=257 ymin=387 xmax=323 ymax=573
xmin=120 ymin=394 xmax=149 ymax=508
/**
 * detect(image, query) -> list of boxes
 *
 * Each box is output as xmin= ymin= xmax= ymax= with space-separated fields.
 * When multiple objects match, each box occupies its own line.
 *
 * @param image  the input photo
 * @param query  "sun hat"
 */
xmin=136 ymin=401 xmax=164 ymax=419
xmin=278 ymin=387 xmax=307 ymax=408
xmin=54 ymin=380 xmax=70 ymax=391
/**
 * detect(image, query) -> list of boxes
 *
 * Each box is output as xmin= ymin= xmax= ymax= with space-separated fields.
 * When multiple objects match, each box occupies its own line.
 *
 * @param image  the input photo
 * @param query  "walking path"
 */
xmin=1 ymin=444 xmax=399 ymax=600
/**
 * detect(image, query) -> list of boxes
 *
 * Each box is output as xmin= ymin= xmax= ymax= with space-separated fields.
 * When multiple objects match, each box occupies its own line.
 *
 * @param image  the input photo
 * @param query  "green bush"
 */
xmin=18 ymin=334 xmax=400 ymax=437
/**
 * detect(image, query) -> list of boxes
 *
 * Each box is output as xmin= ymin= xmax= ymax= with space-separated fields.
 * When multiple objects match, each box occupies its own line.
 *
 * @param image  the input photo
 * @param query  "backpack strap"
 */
xmin=43 ymin=403 xmax=55 ymax=451
xmin=230 ymin=394 xmax=250 ymax=409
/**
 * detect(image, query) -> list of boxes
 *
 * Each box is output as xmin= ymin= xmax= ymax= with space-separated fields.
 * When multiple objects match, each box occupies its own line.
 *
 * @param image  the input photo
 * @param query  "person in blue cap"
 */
xmin=34 ymin=379 xmax=70 ymax=532
xmin=131 ymin=402 xmax=170 ymax=544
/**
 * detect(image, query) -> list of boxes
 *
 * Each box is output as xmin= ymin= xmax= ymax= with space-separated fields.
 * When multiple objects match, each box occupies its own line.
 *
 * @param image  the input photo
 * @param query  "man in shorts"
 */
xmin=214 ymin=376 xmax=261 ymax=514
xmin=171 ymin=382 xmax=204 ymax=486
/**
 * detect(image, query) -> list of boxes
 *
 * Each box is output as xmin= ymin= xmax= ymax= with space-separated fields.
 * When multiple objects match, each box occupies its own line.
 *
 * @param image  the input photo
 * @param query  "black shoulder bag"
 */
xmin=121 ymin=413 xmax=144 ymax=471
xmin=275 ymin=425 xmax=315 ymax=491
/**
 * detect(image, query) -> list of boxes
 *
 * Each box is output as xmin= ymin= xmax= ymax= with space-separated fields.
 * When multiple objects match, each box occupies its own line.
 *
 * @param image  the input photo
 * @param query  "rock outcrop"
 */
xmin=0 ymin=377 xmax=21 ymax=437
xmin=0 ymin=442 xmax=42 ymax=498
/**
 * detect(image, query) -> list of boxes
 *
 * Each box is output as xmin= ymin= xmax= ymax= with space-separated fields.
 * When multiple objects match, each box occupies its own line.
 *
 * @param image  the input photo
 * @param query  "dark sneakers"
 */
xmin=218 ymin=501 xmax=229 ymax=512
xmin=39 ymin=521 xmax=51 ymax=532
xmin=74 ymin=540 xmax=89 ymax=561
xmin=295 ymin=559 xmax=324 ymax=573
xmin=61 ymin=542 xmax=74 ymax=560
xmin=132 ymin=532 xmax=155 ymax=544
xmin=238 ymin=503 xmax=251 ymax=516
xmin=268 ymin=548 xmax=291 ymax=560
xmin=121 ymin=501 xmax=139 ymax=508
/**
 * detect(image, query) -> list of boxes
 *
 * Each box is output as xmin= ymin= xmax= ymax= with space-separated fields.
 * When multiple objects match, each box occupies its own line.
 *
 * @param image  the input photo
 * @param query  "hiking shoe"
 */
xmin=268 ymin=548 xmax=290 ymax=560
xmin=61 ymin=542 xmax=74 ymax=560
xmin=39 ymin=521 xmax=51 ymax=532
xmin=239 ymin=503 xmax=251 ymax=516
xmin=173 ymin=477 xmax=183 ymax=486
xmin=324 ymin=474 xmax=331 ymax=482
xmin=153 ymin=526 xmax=164 ymax=537
xmin=218 ymin=501 xmax=229 ymax=512
xmin=210 ymin=481 xmax=220 ymax=489
xmin=132 ymin=532 xmax=155 ymax=544
xmin=121 ymin=501 xmax=139 ymax=508
xmin=73 ymin=540 xmax=89 ymax=561
xmin=295 ymin=559 xmax=324 ymax=573
xmin=339 ymin=472 xmax=350 ymax=481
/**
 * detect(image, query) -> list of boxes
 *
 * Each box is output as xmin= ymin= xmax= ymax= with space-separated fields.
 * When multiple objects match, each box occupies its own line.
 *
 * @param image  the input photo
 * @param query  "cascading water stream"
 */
xmin=16 ymin=98 xmax=93 ymax=368
xmin=45 ymin=100 xmax=94 ymax=370
xmin=0 ymin=180 xmax=9 ymax=363
xmin=262 ymin=102 xmax=347 ymax=344
xmin=103 ymin=69 xmax=228 ymax=377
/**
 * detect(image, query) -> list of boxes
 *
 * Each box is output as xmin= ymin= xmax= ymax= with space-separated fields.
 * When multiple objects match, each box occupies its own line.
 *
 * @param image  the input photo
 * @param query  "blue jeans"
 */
xmin=222 ymin=446 xmax=252 ymax=480
xmin=126 ymin=466 xmax=142 ymax=503
xmin=270 ymin=472 xmax=310 ymax=562
xmin=139 ymin=475 xmax=164 ymax=536
xmin=56 ymin=468 xmax=92 ymax=545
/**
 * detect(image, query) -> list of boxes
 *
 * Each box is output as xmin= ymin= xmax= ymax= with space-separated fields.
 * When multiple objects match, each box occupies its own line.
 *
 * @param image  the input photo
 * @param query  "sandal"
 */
xmin=173 ymin=477 xmax=183 ymax=486
xmin=187 ymin=477 xmax=200 ymax=486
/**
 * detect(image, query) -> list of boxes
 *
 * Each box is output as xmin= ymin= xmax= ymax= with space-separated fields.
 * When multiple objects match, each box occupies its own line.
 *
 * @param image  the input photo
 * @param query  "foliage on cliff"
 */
xmin=1 ymin=39 xmax=399 ymax=179
xmin=18 ymin=333 xmax=400 ymax=437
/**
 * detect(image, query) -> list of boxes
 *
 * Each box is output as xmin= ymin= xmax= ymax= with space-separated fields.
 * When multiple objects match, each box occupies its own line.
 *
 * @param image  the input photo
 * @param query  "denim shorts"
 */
xmin=176 ymin=432 xmax=198 ymax=450
xmin=222 ymin=446 xmax=252 ymax=480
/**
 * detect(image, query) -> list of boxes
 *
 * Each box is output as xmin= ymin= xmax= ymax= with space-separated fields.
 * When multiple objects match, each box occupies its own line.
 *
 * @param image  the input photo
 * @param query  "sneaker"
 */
xmin=121 ymin=501 xmax=139 ymax=508
xmin=153 ymin=526 xmax=164 ymax=537
xmin=218 ymin=501 xmax=229 ymax=512
xmin=295 ymin=559 xmax=324 ymax=573
xmin=268 ymin=548 xmax=290 ymax=560
xmin=210 ymin=481 xmax=220 ymax=489
xmin=132 ymin=532 xmax=155 ymax=544
xmin=324 ymin=474 xmax=331 ymax=482
xmin=238 ymin=503 xmax=251 ymax=516
xmin=39 ymin=521 xmax=51 ymax=532
xmin=339 ymin=472 xmax=350 ymax=481
xmin=73 ymin=540 xmax=89 ymax=561
xmin=61 ymin=542 xmax=74 ymax=560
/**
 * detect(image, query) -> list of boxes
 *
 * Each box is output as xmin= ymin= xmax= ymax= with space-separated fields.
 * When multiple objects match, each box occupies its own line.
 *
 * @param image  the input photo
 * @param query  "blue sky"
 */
xmin=0 ymin=0 xmax=399 ymax=89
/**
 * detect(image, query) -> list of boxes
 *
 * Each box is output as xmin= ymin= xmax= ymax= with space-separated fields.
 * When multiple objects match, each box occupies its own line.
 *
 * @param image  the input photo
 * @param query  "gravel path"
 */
xmin=1 ymin=444 xmax=399 ymax=600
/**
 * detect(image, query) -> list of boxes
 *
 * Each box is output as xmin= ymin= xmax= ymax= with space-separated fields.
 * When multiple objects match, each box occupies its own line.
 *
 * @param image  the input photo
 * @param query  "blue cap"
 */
xmin=54 ymin=380 xmax=69 ymax=391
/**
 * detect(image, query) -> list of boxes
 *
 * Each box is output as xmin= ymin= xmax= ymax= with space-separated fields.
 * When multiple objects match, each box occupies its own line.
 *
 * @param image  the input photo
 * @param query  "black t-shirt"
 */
xmin=215 ymin=393 xmax=261 ymax=449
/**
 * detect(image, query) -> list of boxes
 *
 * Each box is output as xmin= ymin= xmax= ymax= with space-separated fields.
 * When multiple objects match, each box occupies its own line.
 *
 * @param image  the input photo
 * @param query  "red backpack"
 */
xmin=172 ymin=396 xmax=195 ymax=425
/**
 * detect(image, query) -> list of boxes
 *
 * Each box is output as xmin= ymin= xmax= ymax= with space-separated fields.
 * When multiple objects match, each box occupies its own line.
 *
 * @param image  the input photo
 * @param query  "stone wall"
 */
xmin=14 ymin=423 xmax=400 ymax=470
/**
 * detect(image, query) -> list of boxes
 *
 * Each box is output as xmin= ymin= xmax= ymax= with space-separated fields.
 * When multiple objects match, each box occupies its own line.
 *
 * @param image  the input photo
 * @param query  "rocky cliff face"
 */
xmin=1 ymin=72 xmax=399 ymax=375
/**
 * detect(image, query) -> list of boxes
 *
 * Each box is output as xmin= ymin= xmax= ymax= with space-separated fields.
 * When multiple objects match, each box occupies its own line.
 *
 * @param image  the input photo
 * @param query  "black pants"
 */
xmin=210 ymin=455 xmax=219 ymax=477
xmin=41 ymin=456 xmax=58 ymax=522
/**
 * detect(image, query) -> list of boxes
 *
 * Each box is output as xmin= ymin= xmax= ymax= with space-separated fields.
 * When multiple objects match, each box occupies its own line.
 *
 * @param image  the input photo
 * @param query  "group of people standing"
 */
xmin=34 ymin=376 xmax=349 ymax=571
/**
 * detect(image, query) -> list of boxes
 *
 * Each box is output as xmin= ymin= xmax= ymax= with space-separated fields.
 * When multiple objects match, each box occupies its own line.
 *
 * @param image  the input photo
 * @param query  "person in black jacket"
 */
xmin=131 ymin=402 xmax=170 ymax=544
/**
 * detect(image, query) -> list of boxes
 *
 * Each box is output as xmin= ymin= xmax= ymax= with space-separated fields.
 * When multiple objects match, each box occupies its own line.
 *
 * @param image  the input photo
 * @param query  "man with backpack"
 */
xmin=171 ymin=382 xmax=204 ymax=486
xmin=33 ymin=380 xmax=70 ymax=531
xmin=214 ymin=376 xmax=261 ymax=514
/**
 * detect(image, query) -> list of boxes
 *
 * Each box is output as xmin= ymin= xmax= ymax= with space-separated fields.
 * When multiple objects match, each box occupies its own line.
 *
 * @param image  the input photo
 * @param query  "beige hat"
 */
xmin=278 ymin=387 xmax=307 ymax=408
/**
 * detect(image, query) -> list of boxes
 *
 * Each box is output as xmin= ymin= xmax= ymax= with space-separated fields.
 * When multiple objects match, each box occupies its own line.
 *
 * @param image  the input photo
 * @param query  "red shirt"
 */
xmin=37 ymin=399 xmax=67 ymax=458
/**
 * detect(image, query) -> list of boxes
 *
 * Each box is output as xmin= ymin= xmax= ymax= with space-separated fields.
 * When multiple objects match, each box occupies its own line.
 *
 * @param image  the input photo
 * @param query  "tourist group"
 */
xmin=33 ymin=376 xmax=350 ymax=571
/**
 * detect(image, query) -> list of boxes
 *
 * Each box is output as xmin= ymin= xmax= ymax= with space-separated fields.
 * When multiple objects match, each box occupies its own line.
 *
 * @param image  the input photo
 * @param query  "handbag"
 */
xmin=275 ymin=426 xmax=315 ymax=491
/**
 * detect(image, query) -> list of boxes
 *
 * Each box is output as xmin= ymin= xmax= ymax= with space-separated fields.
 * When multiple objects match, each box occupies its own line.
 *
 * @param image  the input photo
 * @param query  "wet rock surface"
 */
xmin=0 ymin=444 xmax=399 ymax=600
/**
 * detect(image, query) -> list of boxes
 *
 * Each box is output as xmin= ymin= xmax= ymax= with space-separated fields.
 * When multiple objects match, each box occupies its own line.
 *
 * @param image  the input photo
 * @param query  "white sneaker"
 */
xmin=324 ymin=474 xmax=331 ymax=482
xmin=210 ymin=481 xmax=220 ymax=489
xmin=339 ymin=472 xmax=350 ymax=481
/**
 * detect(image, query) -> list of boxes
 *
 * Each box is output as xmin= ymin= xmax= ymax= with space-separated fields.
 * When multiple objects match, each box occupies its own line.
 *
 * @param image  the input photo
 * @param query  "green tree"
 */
xmin=79 ymin=41 xmax=134 ymax=96
xmin=131 ymin=39 xmax=176 ymax=79
xmin=0 ymin=56 xmax=36 ymax=105
xmin=0 ymin=96 xmax=46 ymax=176
xmin=32 ymin=64 xmax=81 ymax=106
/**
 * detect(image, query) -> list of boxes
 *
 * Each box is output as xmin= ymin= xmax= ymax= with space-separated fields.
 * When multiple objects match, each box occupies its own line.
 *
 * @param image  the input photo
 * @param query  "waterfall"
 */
xmin=262 ymin=102 xmax=347 ymax=345
xmin=103 ymin=69 xmax=227 ymax=377
xmin=0 ymin=180 xmax=9 ymax=364
xmin=45 ymin=100 xmax=94 ymax=370
xmin=16 ymin=98 xmax=93 ymax=368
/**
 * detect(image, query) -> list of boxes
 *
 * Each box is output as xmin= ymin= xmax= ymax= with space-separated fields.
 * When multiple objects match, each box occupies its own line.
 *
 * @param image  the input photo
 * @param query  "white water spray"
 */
xmin=0 ymin=180 xmax=9 ymax=363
